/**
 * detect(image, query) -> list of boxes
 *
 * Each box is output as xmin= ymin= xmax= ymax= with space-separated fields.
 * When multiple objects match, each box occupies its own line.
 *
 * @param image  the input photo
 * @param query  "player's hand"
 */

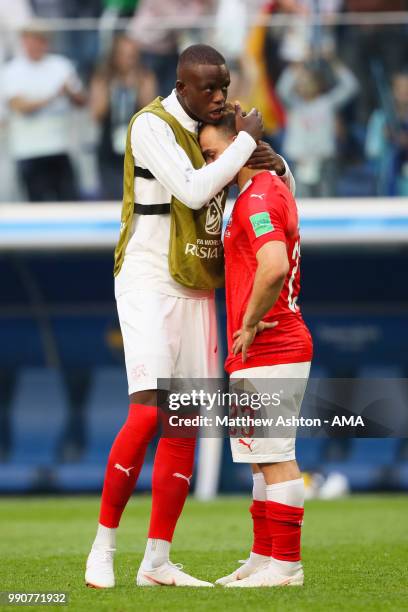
xmin=232 ymin=320 xmax=278 ymax=363
xmin=235 ymin=101 xmax=263 ymax=142
xmin=247 ymin=141 xmax=286 ymax=174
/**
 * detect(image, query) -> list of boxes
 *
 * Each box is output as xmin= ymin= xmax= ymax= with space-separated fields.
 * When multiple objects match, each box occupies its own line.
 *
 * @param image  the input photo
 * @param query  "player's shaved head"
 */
xmin=177 ymin=44 xmax=226 ymax=79
xmin=175 ymin=44 xmax=230 ymax=125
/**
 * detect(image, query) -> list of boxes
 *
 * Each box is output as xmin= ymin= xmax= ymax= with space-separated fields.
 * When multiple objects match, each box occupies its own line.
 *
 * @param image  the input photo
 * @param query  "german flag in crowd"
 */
xmin=244 ymin=1 xmax=286 ymax=135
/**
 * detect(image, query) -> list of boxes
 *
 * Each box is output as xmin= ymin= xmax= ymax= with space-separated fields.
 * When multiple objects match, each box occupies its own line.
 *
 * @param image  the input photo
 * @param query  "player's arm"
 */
xmin=132 ymin=108 xmax=262 ymax=210
xmin=232 ymin=241 xmax=289 ymax=362
xmin=232 ymin=193 xmax=289 ymax=361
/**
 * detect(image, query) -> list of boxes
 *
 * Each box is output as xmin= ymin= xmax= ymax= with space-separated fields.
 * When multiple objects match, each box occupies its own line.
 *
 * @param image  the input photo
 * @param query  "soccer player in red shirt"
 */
xmin=199 ymin=106 xmax=313 ymax=587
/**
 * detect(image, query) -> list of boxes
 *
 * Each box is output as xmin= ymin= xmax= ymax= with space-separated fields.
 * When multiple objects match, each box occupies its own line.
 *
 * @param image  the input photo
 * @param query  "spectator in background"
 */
xmin=128 ymin=0 xmax=214 ymax=97
xmin=0 ymin=0 xmax=33 ymax=64
xmin=2 ymin=25 xmax=86 ymax=201
xmin=366 ymin=71 xmax=408 ymax=196
xmin=90 ymin=33 xmax=156 ymax=200
xmin=99 ymin=0 xmax=139 ymax=57
xmin=238 ymin=0 xmax=342 ymax=147
xmin=277 ymin=58 xmax=358 ymax=197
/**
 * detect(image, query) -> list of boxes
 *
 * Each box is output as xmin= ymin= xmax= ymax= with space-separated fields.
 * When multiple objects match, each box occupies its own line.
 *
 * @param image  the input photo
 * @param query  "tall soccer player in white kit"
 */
xmin=199 ymin=106 xmax=312 ymax=587
xmin=85 ymin=45 xmax=296 ymax=588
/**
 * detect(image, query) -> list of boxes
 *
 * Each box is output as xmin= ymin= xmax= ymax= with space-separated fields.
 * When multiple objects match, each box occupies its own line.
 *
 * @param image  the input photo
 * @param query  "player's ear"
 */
xmin=176 ymin=80 xmax=186 ymax=97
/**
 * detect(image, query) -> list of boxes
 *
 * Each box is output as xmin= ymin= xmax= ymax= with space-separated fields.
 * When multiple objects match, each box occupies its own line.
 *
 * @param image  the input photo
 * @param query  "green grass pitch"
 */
xmin=0 ymin=495 xmax=407 ymax=611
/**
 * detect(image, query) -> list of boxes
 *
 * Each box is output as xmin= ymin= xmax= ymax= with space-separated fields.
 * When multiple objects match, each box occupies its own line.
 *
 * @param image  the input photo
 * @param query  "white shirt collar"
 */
xmin=161 ymin=89 xmax=198 ymax=134
xmin=239 ymin=178 xmax=253 ymax=195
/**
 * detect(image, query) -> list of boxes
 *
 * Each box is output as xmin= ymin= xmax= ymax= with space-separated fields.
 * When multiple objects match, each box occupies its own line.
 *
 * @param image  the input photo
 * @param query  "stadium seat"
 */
xmin=296 ymin=439 xmax=325 ymax=471
xmin=0 ymin=368 xmax=68 ymax=492
xmin=55 ymin=367 xmax=133 ymax=491
xmin=351 ymin=366 xmax=407 ymax=438
xmin=392 ymin=461 xmax=408 ymax=490
xmin=323 ymin=438 xmax=399 ymax=491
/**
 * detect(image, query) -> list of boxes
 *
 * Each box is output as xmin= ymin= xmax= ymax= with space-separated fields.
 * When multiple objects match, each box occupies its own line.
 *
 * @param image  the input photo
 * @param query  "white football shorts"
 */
xmin=229 ymin=361 xmax=311 ymax=464
xmin=116 ymin=289 xmax=220 ymax=394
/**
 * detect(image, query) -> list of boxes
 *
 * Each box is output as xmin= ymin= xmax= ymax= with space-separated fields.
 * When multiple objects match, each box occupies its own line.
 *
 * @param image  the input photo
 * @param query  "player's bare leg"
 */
xmin=226 ymin=460 xmax=304 ymax=588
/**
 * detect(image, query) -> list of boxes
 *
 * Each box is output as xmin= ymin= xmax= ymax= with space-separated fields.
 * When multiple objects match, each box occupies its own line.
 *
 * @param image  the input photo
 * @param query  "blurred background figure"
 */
xmin=277 ymin=57 xmax=358 ymax=197
xmin=0 ymin=0 xmax=33 ymax=202
xmin=2 ymin=25 xmax=86 ymax=201
xmin=128 ymin=0 xmax=214 ymax=97
xmin=89 ymin=33 xmax=156 ymax=200
xmin=366 ymin=71 xmax=408 ymax=196
xmin=238 ymin=0 xmax=342 ymax=149
xmin=0 ymin=0 xmax=33 ymax=64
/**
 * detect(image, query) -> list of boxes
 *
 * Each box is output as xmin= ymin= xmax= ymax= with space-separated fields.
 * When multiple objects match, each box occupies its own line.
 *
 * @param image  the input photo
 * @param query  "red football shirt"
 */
xmin=224 ymin=171 xmax=313 ymax=374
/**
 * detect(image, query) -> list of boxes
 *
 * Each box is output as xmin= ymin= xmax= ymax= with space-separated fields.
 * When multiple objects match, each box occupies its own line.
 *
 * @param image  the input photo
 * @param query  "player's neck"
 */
xmin=237 ymin=167 xmax=265 ymax=192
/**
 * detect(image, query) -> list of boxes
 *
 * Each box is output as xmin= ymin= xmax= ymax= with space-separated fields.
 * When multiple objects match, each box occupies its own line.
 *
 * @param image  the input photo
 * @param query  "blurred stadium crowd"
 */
xmin=0 ymin=0 xmax=408 ymax=202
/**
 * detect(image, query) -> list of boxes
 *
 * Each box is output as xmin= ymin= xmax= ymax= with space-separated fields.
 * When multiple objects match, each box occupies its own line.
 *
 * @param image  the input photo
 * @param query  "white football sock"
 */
xmin=142 ymin=538 xmax=171 ymax=570
xmin=252 ymin=472 xmax=266 ymax=501
xmin=248 ymin=551 xmax=270 ymax=564
xmin=265 ymin=477 xmax=305 ymax=508
xmin=93 ymin=523 xmax=116 ymax=549
xmin=266 ymin=478 xmax=305 ymax=574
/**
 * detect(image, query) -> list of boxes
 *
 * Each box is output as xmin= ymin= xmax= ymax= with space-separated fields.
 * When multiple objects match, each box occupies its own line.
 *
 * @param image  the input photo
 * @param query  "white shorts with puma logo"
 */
xmin=229 ymin=361 xmax=311 ymax=463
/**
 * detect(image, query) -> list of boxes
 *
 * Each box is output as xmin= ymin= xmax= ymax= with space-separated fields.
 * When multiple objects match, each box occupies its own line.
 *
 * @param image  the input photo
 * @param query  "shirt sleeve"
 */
xmin=237 ymin=191 xmax=288 ymax=255
xmin=131 ymin=112 xmax=257 ymax=210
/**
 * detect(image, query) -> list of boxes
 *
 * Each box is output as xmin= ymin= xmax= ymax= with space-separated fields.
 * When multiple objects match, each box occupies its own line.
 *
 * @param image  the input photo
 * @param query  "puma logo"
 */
xmin=238 ymin=438 xmax=255 ymax=452
xmin=250 ymin=193 xmax=265 ymax=200
xmin=173 ymin=472 xmax=192 ymax=485
xmin=114 ymin=463 xmax=135 ymax=477
xmin=143 ymin=574 xmax=176 ymax=586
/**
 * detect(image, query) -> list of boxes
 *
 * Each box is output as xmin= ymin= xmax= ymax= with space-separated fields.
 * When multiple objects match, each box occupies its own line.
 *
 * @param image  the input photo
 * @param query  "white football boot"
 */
xmin=225 ymin=560 xmax=304 ymax=587
xmin=136 ymin=561 xmax=213 ymax=587
xmin=85 ymin=547 xmax=115 ymax=588
xmin=215 ymin=556 xmax=271 ymax=586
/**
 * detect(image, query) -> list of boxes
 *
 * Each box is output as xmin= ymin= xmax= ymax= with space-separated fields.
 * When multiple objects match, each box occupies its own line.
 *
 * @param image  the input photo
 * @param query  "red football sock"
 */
xmin=99 ymin=403 xmax=158 ymax=528
xmin=250 ymin=500 xmax=272 ymax=556
xmin=265 ymin=500 xmax=304 ymax=562
xmin=148 ymin=437 xmax=196 ymax=541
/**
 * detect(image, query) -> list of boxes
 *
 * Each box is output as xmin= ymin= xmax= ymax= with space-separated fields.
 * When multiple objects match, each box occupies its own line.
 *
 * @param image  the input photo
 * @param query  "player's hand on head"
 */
xmin=235 ymin=101 xmax=263 ymax=142
xmin=247 ymin=141 xmax=286 ymax=174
